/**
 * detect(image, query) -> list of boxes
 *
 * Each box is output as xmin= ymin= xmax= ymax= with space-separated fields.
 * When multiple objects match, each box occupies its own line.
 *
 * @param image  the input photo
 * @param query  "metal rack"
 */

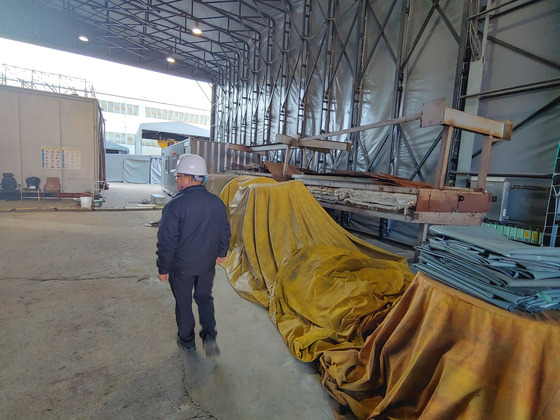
xmin=543 ymin=142 xmax=560 ymax=247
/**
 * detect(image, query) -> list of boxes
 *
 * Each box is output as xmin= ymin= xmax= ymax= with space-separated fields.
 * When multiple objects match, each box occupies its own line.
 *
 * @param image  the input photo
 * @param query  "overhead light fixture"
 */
xmin=166 ymin=55 xmax=176 ymax=63
xmin=192 ymin=23 xmax=202 ymax=35
xmin=78 ymin=35 xmax=89 ymax=42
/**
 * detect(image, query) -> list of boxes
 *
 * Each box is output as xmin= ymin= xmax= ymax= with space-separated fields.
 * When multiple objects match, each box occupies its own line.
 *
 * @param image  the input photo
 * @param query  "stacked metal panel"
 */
xmin=415 ymin=226 xmax=560 ymax=312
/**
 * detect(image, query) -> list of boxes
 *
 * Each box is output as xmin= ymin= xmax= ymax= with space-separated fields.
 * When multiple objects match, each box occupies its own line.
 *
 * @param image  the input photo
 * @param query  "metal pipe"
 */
xmin=460 ymin=78 xmax=560 ymax=100
xmin=487 ymin=35 xmax=560 ymax=72
xmin=453 ymin=172 xmax=552 ymax=178
xmin=299 ymin=113 xmax=422 ymax=142
xmin=467 ymin=0 xmax=520 ymax=20
xmin=513 ymin=95 xmax=560 ymax=133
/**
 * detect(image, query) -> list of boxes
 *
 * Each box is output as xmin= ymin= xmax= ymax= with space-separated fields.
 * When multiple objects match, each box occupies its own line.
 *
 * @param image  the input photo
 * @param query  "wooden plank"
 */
xmin=264 ymin=161 xmax=302 ymax=176
xmin=297 ymin=139 xmax=352 ymax=152
xmin=412 ymin=211 xmax=486 ymax=225
xmin=420 ymin=98 xmax=512 ymax=139
xmin=434 ymin=125 xmax=454 ymax=189
xmin=275 ymin=134 xmax=296 ymax=145
xmin=477 ymin=135 xmax=494 ymax=190
xmin=249 ymin=143 xmax=289 ymax=152
xmin=443 ymin=108 xmax=512 ymax=139
xmin=318 ymin=201 xmax=413 ymax=222
xmin=227 ymin=143 xmax=251 ymax=153
xmin=416 ymin=189 xmax=491 ymax=212
xmin=293 ymin=175 xmax=419 ymax=194
xmin=331 ymin=170 xmax=433 ymax=188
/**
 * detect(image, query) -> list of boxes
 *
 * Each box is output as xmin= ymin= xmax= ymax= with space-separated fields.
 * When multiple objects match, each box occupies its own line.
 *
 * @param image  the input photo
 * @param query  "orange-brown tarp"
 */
xmin=320 ymin=272 xmax=560 ymax=420
xmin=219 ymin=176 xmax=413 ymax=362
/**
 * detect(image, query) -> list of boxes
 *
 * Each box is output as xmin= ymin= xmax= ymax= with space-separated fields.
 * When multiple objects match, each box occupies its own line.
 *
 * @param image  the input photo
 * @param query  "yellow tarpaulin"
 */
xmin=219 ymin=176 xmax=414 ymax=362
xmin=320 ymin=272 xmax=560 ymax=420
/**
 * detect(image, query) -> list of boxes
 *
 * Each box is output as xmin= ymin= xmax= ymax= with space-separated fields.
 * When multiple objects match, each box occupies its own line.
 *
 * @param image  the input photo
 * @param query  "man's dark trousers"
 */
xmin=169 ymin=268 xmax=217 ymax=348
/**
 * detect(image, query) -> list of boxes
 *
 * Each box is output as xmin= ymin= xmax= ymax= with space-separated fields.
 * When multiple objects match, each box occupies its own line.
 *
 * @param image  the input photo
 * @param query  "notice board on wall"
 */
xmin=41 ymin=146 xmax=81 ymax=170
xmin=62 ymin=148 xmax=81 ymax=170
xmin=41 ymin=146 xmax=62 ymax=169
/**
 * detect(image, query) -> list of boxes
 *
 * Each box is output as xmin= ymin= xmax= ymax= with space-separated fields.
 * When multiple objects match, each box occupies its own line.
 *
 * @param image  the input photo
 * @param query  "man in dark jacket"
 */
xmin=156 ymin=153 xmax=231 ymax=357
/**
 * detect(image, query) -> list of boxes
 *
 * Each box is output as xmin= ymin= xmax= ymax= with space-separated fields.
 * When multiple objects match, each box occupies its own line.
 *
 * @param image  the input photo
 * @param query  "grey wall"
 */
xmin=0 ymin=85 xmax=103 ymax=194
xmin=211 ymin=0 xmax=560 ymax=242
xmin=213 ymin=1 xmax=560 ymax=184
xmin=105 ymin=155 xmax=161 ymax=184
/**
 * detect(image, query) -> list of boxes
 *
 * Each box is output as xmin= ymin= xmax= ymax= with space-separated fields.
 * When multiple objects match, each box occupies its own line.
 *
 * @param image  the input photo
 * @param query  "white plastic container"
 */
xmin=80 ymin=195 xmax=92 ymax=208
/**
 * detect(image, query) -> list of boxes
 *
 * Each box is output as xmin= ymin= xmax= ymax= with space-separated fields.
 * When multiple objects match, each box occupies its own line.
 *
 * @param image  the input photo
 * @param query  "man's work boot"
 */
xmin=177 ymin=336 xmax=196 ymax=354
xmin=203 ymin=337 xmax=220 ymax=358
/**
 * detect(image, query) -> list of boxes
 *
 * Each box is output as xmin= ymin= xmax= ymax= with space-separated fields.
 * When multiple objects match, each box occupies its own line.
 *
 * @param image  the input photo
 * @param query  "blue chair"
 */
xmin=21 ymin=176 xmax=41 ymax=200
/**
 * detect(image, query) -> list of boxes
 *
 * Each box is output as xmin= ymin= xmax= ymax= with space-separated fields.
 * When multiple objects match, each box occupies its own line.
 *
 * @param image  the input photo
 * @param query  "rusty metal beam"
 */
xmin=421 ymin=98 xmax=512 ymax=139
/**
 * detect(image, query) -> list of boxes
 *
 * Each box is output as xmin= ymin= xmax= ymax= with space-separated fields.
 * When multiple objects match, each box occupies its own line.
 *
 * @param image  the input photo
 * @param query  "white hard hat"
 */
xmin=172 ymin=153 xmax=208 ymax=176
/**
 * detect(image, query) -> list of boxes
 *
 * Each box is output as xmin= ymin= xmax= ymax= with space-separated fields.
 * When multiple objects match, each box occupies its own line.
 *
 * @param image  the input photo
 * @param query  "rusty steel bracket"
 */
xmin=421 ymin=98 xmax=513 ymax=190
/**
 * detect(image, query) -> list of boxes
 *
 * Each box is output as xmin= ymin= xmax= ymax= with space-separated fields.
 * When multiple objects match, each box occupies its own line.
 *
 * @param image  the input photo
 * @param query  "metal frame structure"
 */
xmin=211 ymin=0 xmax=474 ymax=180
xmin=452 ymin=0 xmax=560 ymax=187
xmin=1 ymin=0 xmax=558 ymax=242
xmin=1 ymin=1 xmax=556 ymax=176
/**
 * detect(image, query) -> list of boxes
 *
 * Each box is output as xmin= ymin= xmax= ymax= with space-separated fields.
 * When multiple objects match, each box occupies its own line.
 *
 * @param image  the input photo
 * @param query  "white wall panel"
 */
xmin=0 ymin=85 xmax=101 ymax=195
xmin=0 ymin=89 xmax=22 ymax=182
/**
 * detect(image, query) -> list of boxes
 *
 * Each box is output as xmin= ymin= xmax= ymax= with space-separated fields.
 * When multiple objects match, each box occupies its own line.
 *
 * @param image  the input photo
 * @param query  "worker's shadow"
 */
xmin=91 ymin=351 xmax=217 ymax=420
xmin=180 ymin=347 xmax=220 ymax=386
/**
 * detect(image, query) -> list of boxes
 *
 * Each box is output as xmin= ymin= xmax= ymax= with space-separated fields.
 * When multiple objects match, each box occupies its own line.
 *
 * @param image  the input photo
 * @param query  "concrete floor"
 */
xmin=0 ymin=182 xmax=415 ymax=419
xmin=0 ymin=183 xmax=335 ymax=419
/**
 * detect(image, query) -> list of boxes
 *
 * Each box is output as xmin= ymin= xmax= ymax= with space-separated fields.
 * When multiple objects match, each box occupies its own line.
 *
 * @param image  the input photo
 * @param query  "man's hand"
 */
xmin=216 ymin=256 xmax=227 ymax=264
xmin=158 ymin=273 xmax=168 ymax=282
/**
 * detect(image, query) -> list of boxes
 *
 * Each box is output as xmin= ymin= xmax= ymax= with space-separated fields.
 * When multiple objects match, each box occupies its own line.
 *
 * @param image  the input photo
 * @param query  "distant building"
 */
xmin=105 ymin=140 xmax=129 ymax=154
xmin=134 ymin=121 xmax=210 ymax=153
xmin=98 ymin=94 xmax=210 ymax=155
xmin=1 ymin=64 xmax=211 ymax=157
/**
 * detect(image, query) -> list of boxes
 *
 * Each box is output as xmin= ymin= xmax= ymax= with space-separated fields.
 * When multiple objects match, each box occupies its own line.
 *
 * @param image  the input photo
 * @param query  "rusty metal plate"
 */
xmin=415 ymin=189 xmax=491 ymax=213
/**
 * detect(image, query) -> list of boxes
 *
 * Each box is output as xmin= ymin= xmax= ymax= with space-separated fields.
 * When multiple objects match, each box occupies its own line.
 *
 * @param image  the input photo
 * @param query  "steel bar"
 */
xmin=490 ymin=0 xmax=546 ymax=20
xmin=366 ymin=131 xmax=391 ymax=173
xmin=399 ymin=128 xmax=426 ymax=182
xmin=354 ymin=0 xmax=398 ymax=88
xmin=400 ymin=2 xmax=437 ymax=71
xmin=432 ymin=1 xmax=460 ymax=43
xmin=460 ymin=78 xmax=560 ymax=100
xmin=300 ymin=113 xmax=422 ymax=142
xmin=512 ymin=95 xmax=560 ymax=133
xmin=487 ymin=35 xmax=560 ymax=72
xmin=323 ymin=5 xmax=360 ymax=97
xmin=467 ymin=0 xmax=520 ymax=20
xmin=453 ymin=172 xmax=552 ymax=178
xmin=349 ymin=0 xmax=368 ymax=170
xmin=365 ymin=0 xmax=398 ymax=62
xmin=389 ymin=0 xmax=411 ymax=176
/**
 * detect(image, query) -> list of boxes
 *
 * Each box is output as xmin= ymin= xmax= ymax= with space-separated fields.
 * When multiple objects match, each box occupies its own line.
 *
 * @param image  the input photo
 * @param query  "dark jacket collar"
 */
xmin=176 ymin=184 xmax=206 ymax=196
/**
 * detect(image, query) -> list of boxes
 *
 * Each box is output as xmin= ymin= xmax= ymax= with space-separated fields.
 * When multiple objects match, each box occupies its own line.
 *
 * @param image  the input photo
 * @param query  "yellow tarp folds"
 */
xmin=219 ymin=176 xmax=414 ymax=362
xmin=320 ymin=272 xmax=560 ymax=420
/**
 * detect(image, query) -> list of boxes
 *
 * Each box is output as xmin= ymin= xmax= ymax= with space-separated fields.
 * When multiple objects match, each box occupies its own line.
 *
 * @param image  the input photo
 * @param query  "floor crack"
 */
xmin=1 ymin=275 xmax=151 ymax=282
